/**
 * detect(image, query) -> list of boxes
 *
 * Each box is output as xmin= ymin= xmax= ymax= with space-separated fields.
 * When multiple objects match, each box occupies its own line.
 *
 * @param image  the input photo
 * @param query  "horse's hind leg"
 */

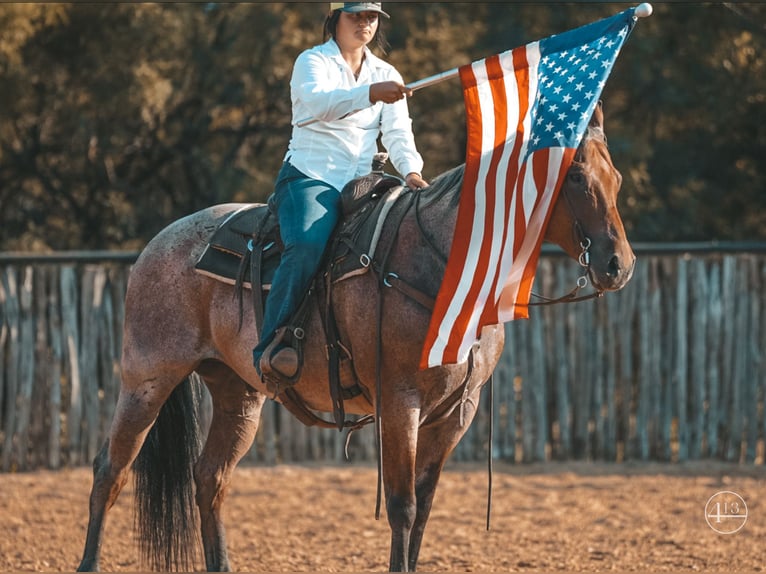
xmin=194 ymin=361 xmax=266 ymax=572
xmin=77 ymin=371 xmax=182 ymax=571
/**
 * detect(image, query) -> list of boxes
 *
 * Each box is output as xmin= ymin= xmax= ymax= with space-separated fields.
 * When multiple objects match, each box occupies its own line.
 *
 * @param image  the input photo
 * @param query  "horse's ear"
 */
xmin=589 ymin=100 xmax=604 ymax=128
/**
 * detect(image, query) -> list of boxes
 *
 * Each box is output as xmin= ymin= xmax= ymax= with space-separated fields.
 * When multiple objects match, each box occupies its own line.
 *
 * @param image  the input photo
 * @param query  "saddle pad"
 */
xmin=194 ymin=204 xmax=280 ymax=289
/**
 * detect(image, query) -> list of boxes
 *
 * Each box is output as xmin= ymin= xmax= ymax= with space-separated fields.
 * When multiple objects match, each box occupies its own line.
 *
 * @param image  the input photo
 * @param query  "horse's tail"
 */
xmin=133 ymin=375 xmax=202 ymax=571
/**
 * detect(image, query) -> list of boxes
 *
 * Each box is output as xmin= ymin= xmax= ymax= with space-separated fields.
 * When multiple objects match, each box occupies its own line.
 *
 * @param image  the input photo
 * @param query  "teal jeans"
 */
xmin=253 ymin=162 xmax=341 ymax=370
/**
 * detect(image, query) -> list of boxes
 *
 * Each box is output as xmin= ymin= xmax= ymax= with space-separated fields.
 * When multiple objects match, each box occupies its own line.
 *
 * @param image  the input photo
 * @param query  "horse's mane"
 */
xmin=580 ymin=125 xmax=614 ymax=168
xmin=417 ymin=163 xmax=466 ymax=209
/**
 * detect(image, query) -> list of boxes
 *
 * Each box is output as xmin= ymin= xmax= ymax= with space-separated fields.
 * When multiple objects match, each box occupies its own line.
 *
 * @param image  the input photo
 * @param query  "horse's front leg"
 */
xmin=407 ymin=385 xmax=484 ymax=571
xmin=194 ymin=365 xmax=266 ymax=572
xmin=381 ymin=396 xmax=420 ymax=572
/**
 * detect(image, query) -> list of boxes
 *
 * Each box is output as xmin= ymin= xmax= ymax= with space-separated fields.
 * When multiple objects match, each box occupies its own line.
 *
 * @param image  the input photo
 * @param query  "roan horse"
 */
xmin=77 ymin=103 xmax=634 ymax=572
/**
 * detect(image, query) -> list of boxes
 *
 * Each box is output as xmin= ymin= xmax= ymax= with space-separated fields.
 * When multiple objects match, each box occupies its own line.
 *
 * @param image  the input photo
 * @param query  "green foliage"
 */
xmin=0 ymin=3 xmax=764 ymax=250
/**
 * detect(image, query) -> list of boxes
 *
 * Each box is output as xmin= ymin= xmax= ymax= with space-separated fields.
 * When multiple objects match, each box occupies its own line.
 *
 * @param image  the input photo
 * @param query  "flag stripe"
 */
xmin=478 ymin=46 xmax=534 ymax=330
xmin=443 ymin=54 xmax=511 ymax=361
xmin=514 ymin=148 xmax=577 ymax=316
xmin=421 ymin=64 xmax=483 ymax=367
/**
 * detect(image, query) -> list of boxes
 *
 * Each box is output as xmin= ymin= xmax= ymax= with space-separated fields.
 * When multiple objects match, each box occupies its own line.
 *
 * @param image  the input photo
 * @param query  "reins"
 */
xmin=525 ymin=231 xmax=604 ymax=307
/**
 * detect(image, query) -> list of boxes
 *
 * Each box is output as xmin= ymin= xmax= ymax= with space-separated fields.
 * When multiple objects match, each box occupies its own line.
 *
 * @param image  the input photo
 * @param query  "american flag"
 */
xmin=421 ymin=8 xmax=638 ymax=369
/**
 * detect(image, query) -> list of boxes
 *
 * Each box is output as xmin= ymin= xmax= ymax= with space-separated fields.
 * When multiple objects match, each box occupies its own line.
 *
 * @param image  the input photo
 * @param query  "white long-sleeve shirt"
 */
xmin=285 ymin=39 xmax=424 ymax=192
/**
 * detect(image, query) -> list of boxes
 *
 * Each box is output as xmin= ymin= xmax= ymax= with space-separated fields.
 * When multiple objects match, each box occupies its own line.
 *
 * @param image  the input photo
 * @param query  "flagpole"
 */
xmin=296 ymin=68 xmax=459 ymax=127
xmin=296 ymin=3 xmax=652 ymax=128
xmin=405 ymin=68 xmax=459 ymax=92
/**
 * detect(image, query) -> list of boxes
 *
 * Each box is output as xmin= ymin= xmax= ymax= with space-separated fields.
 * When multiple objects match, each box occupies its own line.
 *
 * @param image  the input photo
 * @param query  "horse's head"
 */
xmin=544 ymin=102 xmax=635 ymax=292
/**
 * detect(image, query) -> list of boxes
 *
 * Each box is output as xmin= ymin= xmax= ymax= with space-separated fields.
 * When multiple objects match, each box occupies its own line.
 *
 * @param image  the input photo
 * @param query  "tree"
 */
xmin=0 ymin=3 xmax=764 ymax=250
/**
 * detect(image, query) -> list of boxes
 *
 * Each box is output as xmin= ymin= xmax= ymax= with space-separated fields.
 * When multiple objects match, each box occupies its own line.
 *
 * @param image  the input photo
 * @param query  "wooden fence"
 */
xmin=0 ymin=245 xmax=764 ymax=471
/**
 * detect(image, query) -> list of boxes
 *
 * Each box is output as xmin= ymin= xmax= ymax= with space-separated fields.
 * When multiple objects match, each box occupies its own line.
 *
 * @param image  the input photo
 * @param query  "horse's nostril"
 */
xmin=607 ymin=255 xmax=621 ymax=277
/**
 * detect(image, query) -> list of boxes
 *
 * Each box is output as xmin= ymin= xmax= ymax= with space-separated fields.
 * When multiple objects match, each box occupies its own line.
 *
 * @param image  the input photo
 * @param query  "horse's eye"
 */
xmin=568 ymin=171 xmax=585 ymax=185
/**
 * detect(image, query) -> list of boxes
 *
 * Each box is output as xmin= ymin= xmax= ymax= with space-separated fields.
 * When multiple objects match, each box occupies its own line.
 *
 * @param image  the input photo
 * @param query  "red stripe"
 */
xmin=443 ymin=54 xmax=510 ymax=360
xmin=509 ymin=149 xmax=552 ymax=318
xmin=478 ymin=46 xmax=531 ymax=329
xmin=514 ymin=148 xmax=577 ymax=317
xmin=420 ymin=63 xmax=483 ymax=369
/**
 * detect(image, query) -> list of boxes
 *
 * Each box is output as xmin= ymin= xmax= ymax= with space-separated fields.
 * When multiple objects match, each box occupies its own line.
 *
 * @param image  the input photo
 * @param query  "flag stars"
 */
xmin=524 ymin=12 xmax=629 ymax=154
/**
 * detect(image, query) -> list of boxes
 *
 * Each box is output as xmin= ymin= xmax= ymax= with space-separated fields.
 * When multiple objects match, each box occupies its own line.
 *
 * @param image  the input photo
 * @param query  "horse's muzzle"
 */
xmin=590 ymin=250 xmax=636 ymax=292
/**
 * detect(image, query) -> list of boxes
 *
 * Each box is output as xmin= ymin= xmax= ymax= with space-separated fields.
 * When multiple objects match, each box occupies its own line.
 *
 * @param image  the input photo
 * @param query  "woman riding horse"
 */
xmin=253 ymin=2 xmax=428 ymax=383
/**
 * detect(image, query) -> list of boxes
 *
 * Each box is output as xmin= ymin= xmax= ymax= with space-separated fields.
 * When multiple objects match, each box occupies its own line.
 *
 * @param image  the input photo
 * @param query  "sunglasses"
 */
xmin=343 ymin=12 xmax=380 ymax=24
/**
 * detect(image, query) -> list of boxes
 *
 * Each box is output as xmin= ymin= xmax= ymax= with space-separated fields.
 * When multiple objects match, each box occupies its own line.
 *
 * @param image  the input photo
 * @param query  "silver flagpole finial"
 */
xmin=635 ymin=3 xmax=653 ymax=18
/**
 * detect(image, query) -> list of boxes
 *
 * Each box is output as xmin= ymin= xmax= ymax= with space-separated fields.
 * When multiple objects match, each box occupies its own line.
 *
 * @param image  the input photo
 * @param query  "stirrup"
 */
xmin=259 ymin=327 xmax=302 ymax=396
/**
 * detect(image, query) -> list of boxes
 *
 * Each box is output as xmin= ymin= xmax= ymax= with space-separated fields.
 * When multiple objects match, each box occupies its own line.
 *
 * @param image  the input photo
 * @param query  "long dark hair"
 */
xmin=323 ymin=10 xmax=390 ymax=55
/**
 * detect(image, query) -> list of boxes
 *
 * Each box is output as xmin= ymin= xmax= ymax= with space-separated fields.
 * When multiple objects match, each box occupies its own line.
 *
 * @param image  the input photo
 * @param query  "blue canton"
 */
xmin=527 ymin=15 xmax=631 ymax=155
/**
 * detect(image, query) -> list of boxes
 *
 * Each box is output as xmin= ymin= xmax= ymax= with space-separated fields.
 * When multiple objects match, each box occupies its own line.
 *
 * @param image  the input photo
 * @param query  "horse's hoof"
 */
xmin=76 ymin=560 xmax=99 ymax=572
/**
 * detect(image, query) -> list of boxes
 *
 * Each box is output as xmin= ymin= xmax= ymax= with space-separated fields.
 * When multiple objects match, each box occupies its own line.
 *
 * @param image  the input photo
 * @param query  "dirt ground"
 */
xmin=0 ymin=461 xmax=764 ymax=572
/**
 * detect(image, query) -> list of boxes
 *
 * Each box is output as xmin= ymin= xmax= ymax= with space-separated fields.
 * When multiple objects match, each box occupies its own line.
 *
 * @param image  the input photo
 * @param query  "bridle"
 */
xmin=525 ymin=185 xmax=603 ymax=307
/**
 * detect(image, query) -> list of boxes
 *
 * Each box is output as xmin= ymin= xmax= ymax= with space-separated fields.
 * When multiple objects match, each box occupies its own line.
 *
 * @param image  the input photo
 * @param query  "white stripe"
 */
xmin=495 ymin=160 xmax=539 ymax=320
xmin=457 ymin=51 xmax=532 ymax=360
xmin=452 ymin=50 xmax=522 ymax=363
xmin=497 ymin=148 xmax=566 ymax=322
xmin=426 ymin=59 xmax=495 ymax=367
xmin=493 ymin=43 xmax=539 ymax=304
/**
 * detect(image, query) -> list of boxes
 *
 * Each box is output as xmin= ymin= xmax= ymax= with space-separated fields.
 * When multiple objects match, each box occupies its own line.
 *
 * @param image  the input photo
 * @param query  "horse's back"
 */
xmin=135 ymin=203 xmax=260 ymax=269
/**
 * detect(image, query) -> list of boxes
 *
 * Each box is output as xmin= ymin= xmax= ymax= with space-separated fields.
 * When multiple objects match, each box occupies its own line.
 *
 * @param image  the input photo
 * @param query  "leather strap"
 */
xmin=324 ymin=271 xmax=346 ymax=429
xmin=251 ymin=244 xmax=264 ymax=331
xmin=279 ymin=388 xmax=374 ymax=431
xmin=382 ymin=273 xmax=435 ymax=311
